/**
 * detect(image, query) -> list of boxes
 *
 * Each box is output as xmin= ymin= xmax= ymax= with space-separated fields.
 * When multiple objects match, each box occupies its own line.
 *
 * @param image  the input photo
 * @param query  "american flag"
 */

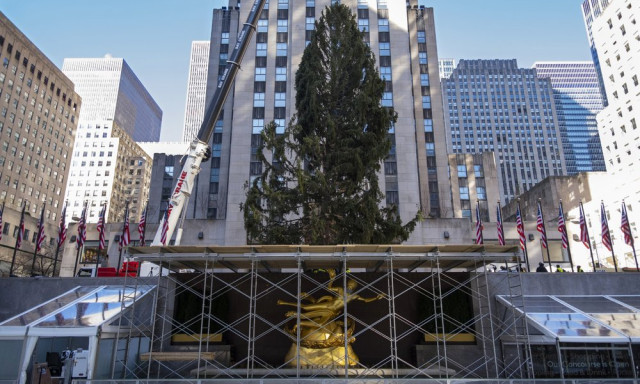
xmin=76 ymin=203 xmax=87 ymax=250
xmin=160 ymin=209 xmax=169 ymax=245
xmin=35 ymin=204 xmax=46 ymax=253
xmin=0 ymin=202 xmax=4 ymax=242
xmin=57 ymin=203 xmax=67 ymax=247
xmin=536 ymin=202 xmax=548 ymax=249
xmin=16 ymin=204 xmax=26 ymax=249
xmin=558 ymin=203 xmax=569 ymax=249
xmin=496 ymin=205 xmax=505 ymax=246
xmin=516 ymin=205 xmax=526 ymax=250
xmin=475 ymin=203 xmax=484 ymax=245
xmin=97 ymin=204 xmax=106 ymax=250
xmin=119 ymin=204 xmax=130 ymax=251
xmin=621 ymin=201 xmax=634 ymax=246
xmin=579 ymin=202 xmax=590 ymax=249
xmin=138 ymin=203 xmax=147 ymax=247
xmin=601 ymin=202 xmax=613 ymax=251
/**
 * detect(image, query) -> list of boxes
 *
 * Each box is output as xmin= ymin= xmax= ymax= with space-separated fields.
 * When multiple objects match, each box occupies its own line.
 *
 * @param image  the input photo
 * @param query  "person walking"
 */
xmin=556 ymin=265 xmax=565 ymax=273
xmin=536 ymin=262 xmax=548 ymax=272
xmin=577 ymin=265 xmax=585 ymax=273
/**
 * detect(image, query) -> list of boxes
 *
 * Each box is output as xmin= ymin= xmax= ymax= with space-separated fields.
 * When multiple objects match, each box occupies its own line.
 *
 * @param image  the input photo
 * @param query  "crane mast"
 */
xmin=152 ymin=0 xmax=267 ymax=246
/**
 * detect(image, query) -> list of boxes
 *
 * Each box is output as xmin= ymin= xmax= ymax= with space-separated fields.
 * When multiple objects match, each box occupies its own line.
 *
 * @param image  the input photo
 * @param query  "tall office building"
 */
xmin=62 ymin=58 xmax=160 ymax=223
xmin=533 ymin=62 xmax=606 ymax=174
xmin=0 ymin=11 xmax=81 ymax=274
xmin=182 ymin=41 xmax=210 ymax=142
xmin=149 ymin=0 xmax=454 ymax=245
xmin=567 ymin=0 xmax=640 ymax=268
xmin=582 ymin=0 xmax=612 ymax=106
xmin=442 ymin=59 xmax=566 ymax=204
xmin=438 ymin=58 xmax=456 ymax=79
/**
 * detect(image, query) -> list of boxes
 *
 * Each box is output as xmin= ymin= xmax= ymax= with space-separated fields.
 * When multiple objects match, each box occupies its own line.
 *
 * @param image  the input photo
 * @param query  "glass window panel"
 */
xmin=611 ymin=296 xmax=640 ymax=311
xmin=529 ymin=313 xmax=624 ymax=338
xmin=559 ymin=296 xmax=633 ymax=314
xmin=590 ymin=313 xmax=640 ymax=338
xmin=1 ymin=286 xmax=97 ymax=326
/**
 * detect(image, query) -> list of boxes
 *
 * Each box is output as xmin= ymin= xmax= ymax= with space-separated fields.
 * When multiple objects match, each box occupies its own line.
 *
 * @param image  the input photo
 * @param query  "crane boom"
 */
xmin=152 ymin=0 xmax=267 ymax=246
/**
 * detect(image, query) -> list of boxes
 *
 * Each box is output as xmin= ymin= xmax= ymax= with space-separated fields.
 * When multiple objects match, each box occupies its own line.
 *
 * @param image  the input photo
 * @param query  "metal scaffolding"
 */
xmin=113 ymin=244 xmax=530 ymax=381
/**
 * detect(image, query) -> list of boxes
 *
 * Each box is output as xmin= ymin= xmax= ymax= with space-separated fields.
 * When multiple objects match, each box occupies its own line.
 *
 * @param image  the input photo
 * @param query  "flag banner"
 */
xmin=601 ymin=202 xmax=612 ymax=251
xmin=558 ymin=203 xmax=568 ymax=249
xmin=537 ymin=202 xmax=548 ymax=249
xmin=516 ymin=205 xmax=526 ymax=250
xmin=496 ymin=205 xmax=505 ymax=246
xmin=119 ymin=205 xmax=130 ymax=251
xmin=160 ymin=209 xmax=169 ymax=245
xmin=58 ymin=203 xmax=67 ymax=247
xmin=97 ymin=205 xmax=106 ymax=250
xmin=579 ymin=203 xmax=590 ymax=249
xmin=475 ymin=203 xmax=484 ymax=245
xmin=16 ymin=205 xmax=25 ymax=249
xmin=138 ymin=204 xmax=147 ymax=247
xmin=621 ymin=201 xmax=634 ymax=246
xmin=77 ymin=203 xmax=87 ymax=250
xmin=35 ymin=205 xmax=46 ymax=253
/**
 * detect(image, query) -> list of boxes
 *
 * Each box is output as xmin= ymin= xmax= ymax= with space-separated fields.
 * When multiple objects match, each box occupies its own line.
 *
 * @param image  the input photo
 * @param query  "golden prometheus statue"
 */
xmin=277 ymin=269 xmax=385 ymax=367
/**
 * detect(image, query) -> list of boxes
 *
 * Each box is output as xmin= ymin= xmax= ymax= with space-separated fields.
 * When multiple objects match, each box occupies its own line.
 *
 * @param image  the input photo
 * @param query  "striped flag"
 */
xmin=16 ymin=204 xmax=26 ymax=249
xmin=0 ymin=202 xmax=4 ymax=242
xmin=558 ymin=203 xmax=569 ymax=249
xmin=537 ymin=202 xmax=548 ymax=249
xmin=475 ymin=203 xmax=484 ymax=245
xmin=160 ymin=209 xmax=169 ymax=245
xmin=138 ymin=203 xmax=147 ymax=247
xmin=97 ymin=204 xmax=106 ymax=250
xmin=579 ymin=203 xmax=590 ymax=249
xmin=119 ymin=205 xmax=130 ymax=251
xmin=57 ymin=203 xmax=67 ymax=247
xmin=621 ymin=201 xmax=634 ymax=246
xmin=601 ymin=202 xmax=612 ymax=251
xmin=516 ymin=205 xmax=526 ymax=250
xmin=76 ymin=202 xmax=87 ymax=250
xmin=496 ymin=205 xmax=505 ymax=246
xmin=35 ymin=204 xmax=46 ymax=253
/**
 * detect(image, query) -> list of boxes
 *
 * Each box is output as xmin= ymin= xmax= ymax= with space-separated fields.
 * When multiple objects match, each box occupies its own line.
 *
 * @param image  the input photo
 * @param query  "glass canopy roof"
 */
xmin=496 ymin=295 xmax=640 ymax=343
xmin=0 ymin=285 xmax=154 ymax=329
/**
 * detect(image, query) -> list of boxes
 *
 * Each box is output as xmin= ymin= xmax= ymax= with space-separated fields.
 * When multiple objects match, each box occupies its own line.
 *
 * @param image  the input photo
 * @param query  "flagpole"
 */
xmin=560 ymin=200 xmax=574 ymax=272
xmin=52 ymin=239 xmax=61 ymax=277
xmin=73 ymin=243 xmax=82 ymax=277
xmin=9 ymin=203 xmax=26 ymax=276
xmin=580 ymin=202 xmax=597 ymax=272
xmin=517 ymin=199 xmax=531 ymax=272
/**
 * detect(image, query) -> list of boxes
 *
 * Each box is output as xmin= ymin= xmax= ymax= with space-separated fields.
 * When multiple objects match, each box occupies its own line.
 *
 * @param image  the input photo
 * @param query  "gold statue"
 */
xmin=277 ymin=269 xmax=385 ymax=367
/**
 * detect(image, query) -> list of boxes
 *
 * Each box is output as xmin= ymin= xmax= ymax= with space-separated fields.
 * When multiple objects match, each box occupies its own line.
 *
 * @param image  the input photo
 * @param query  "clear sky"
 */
xmin=1 ymin=0 xmax=590 ymax=142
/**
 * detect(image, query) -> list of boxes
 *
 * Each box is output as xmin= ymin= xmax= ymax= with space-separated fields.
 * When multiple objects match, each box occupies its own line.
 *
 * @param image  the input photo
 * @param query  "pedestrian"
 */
xmin=498 ymin=266 xmax=507 ymax=272
xmin=556 ymin=265 xmax=565 ymax=273
xmin=536 ymin=262 xmax=548 ymax=272
xmin=577 ymin=265 xmax=584 ymax=273
xmin=519 ymin=264 xmax=527 ymax=273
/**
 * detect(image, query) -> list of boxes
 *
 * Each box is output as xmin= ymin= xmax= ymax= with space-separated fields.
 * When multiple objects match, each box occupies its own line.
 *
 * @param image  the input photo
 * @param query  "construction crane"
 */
xmin=151 ymin=0 xmax=268 ymax=246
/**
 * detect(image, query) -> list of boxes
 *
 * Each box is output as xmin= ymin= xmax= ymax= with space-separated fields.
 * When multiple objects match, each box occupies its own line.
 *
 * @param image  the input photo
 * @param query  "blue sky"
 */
xmin=2 ymin=0 xmax=590 ymax=142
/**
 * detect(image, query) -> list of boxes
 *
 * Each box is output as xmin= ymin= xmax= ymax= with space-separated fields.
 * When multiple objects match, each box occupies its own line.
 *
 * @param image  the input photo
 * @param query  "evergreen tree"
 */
xmin=241 ymin=4 xmax=419 ymax=245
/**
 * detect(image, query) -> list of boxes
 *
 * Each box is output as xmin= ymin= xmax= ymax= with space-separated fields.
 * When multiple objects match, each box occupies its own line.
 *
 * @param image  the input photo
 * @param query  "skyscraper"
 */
xmin=442 ymin=59 xmax=565 ymax=204
xmin=62 ymin=58 xmax=161 ymax=224
xmin=0 ymin=11 xmax=81 ymax=273
xmin=182 ymin=41 xmax=210 ymax=142
xmin=581 ymin=0 xmax=612 ymax=106
xmin=148 ymin=0 xmax=457 ymax=245
xmin=533 ymin=62 xmax=605 ymax=174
